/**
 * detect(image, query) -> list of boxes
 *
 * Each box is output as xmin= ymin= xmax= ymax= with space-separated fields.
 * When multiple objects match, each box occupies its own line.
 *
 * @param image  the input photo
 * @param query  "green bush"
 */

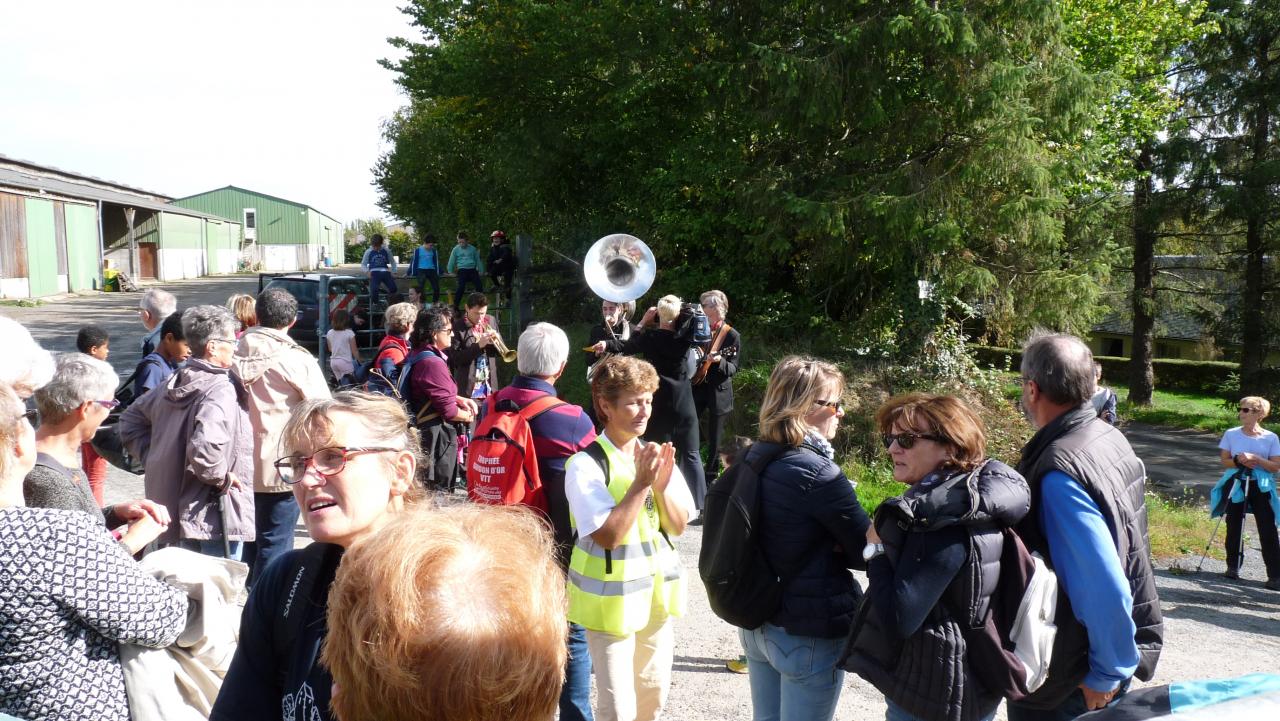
xmin=970 ymin=345 xmax=1239 ymax=397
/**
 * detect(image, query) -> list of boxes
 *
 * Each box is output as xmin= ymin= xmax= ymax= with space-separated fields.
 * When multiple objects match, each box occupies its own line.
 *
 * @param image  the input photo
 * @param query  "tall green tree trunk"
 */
xmin=1239 ymin=98 xmax=1271 ymax=396
xmin=1129 ymin=143 xmax=1156 ymax=406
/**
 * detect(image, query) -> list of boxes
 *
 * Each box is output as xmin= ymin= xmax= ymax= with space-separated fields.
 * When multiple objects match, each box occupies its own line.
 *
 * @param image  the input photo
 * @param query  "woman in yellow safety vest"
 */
xmin=564 ymin=354 xmax=695 ymax=721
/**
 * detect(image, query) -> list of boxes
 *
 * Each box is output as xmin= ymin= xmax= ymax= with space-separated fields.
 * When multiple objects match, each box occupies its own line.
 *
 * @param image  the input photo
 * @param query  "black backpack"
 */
xmin=697 ymin=443 xmax=793 ymax=630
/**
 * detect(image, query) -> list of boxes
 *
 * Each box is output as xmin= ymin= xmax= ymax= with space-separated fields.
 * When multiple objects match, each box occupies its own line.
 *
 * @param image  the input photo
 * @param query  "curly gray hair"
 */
xmin=34 ymin=353 xmax=119 ymax=425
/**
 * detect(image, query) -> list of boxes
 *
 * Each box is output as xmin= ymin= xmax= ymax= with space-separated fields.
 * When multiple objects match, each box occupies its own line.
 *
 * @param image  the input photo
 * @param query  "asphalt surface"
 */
xmin=1123 ymin=421 xmax=1225 ymax=500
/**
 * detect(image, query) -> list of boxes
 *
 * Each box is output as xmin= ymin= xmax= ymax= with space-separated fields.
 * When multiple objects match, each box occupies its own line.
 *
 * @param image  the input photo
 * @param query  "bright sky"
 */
xmin=0 ymin=0 xmax=416 ymax=224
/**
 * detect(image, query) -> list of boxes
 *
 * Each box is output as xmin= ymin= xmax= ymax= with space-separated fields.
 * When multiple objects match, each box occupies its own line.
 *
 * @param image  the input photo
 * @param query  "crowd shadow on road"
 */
xmin=1156 ymin=567 xmax=1280 ymax=638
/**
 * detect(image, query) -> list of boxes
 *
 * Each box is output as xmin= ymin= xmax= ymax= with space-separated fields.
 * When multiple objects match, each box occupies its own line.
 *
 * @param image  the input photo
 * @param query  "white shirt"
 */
xmin=1219 ymin=426 xmax=1280 ymax=458
xmin=565 ymin=433 xmax=697 ymax=539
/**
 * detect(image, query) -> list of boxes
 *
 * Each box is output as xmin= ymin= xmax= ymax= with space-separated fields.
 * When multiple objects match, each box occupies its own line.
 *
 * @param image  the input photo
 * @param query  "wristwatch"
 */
xmin=862 ymin=543 xmax=885 ymax=562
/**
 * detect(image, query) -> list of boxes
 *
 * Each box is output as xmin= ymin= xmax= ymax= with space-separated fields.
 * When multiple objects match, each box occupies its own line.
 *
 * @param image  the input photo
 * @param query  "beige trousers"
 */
xmin=585 ymin=610 xmax=675 ymax=721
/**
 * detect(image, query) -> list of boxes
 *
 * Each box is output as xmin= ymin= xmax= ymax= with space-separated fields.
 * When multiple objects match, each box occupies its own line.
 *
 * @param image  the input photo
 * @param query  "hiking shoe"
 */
xmin=1266 ymin=578 xmax=1280 ymax=591
xmin=1224 ymin=568 xmax=1240 ymax=580
xmin=726 ymin=657 xmax=749 ymax=674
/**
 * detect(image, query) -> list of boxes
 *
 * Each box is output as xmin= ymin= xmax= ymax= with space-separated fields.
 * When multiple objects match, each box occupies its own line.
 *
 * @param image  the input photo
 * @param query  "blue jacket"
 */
xmin=750 ymin=440 xmax=870 ymax=638
xmin=1210 ymin=467 xmax=1280 ymax=523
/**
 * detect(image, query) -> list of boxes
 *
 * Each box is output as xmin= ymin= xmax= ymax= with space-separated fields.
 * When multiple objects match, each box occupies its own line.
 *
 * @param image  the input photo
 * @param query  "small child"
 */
xmin=716 ymin=435 xmax=754 ymax=674
xmin=74 ymin=325 xmax=111 ymax=505
xmin=76 ymin=325 xmax=110 ymax=361
xmin=326 ymin=309 xmax=361 ymax=386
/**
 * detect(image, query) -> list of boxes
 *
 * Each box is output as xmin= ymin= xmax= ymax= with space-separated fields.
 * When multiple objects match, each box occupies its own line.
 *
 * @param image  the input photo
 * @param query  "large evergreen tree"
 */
xmin=378 ymin=1 xmax=1107 ymax=349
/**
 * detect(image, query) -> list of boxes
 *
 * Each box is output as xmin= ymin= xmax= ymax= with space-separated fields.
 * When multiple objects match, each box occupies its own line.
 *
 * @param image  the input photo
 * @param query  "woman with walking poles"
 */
xmin=1211 ymin=395 xmax=1280 ymax=589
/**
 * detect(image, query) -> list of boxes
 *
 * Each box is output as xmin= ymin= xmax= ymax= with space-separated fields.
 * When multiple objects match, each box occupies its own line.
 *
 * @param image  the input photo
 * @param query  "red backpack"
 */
xmin=466 ymin=394 xmax=565 ymax=513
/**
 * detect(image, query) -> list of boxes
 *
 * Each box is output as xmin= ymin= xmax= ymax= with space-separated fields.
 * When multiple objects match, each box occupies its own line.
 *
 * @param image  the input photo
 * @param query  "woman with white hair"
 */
xmin=25 ymin=353 xmax=170 ymax=554
xmin=0 ymin=374 xmax=189 ymax=721
xmin=120 ymin=305 xmax=255 ymax=560
xmin=588 ymin=294 xmax=706 ymax=509
xmin=0 ymin=315 xmax=55 ymax=398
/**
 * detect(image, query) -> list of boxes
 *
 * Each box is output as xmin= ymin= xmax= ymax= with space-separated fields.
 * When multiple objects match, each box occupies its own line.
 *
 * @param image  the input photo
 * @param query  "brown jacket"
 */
xmin=232 ymin=326 xmax=332 ymax=493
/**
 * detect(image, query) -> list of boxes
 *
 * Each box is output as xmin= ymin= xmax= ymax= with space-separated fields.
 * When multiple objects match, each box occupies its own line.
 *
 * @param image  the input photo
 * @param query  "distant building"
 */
xmin=170 ymin=186 xmax=342 ymax=272
xmin=0 ymin=154 xmax=242 ymax=297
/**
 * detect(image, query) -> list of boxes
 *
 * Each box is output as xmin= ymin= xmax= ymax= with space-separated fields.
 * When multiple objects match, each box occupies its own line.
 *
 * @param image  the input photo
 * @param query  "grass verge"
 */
xmin=1146 ymin=487 xmax=1223 ymax=562
xmin=1112 ymin=382 xmax=1236 ymax=435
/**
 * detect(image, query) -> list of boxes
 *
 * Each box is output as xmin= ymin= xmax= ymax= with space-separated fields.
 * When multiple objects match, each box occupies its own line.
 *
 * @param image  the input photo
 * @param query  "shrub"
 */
xmin=970 ymin=345 xmax=1240 ymax=397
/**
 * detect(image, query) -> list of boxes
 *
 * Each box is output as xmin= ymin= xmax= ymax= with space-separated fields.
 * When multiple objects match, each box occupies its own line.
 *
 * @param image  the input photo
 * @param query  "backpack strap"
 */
xmin=273 ymin=543 xmax=343 ymax=675
xmin=519 ymin=394 xmax=567 ymax=422
xmin=584 ymin=441 xmax=610 ymax=490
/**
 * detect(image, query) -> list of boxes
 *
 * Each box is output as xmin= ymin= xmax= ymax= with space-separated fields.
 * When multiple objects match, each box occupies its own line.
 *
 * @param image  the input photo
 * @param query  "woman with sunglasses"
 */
xmin=406 ymin=306 xmax=477 ymax=490
xmin=1211 ymin=396 xmax=1280 ymax=589
xmin=211 ymin=391 xmax=424 ymax=721
xmin=737 ymin=356 xmax=869 ymax=721
xmin=0 ymin=350 xmax=189 ymax=721
xmin=843 ymin=393 xmax=1029 ymax=721
xmin=25 ymin=353 xmax=169 ymax=554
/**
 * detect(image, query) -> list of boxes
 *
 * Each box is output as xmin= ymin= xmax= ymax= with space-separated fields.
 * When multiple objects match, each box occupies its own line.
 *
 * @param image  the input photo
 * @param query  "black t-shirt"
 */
xmin=210 ymin=545 xmax=343 ymax=721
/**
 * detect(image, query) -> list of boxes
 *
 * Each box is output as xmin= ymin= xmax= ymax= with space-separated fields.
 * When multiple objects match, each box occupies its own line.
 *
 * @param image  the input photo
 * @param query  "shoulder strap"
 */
xmin=584 ymin=441 xmax=610 ymax=491
xmin=519 ymin=394 xmax=566 ymax=421
xmin=274 ymin=543 xmax=343 ymax=669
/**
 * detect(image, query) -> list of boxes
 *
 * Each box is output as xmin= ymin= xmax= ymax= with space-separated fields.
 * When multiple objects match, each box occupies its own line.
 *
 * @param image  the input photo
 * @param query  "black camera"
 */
xmin=673 ymin=303 xmax=712 ymax=343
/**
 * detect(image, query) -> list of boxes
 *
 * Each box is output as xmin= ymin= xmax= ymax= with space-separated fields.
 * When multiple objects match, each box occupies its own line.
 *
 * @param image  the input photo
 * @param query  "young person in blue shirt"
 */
xmin=406 ymin=234 xmax=441 ymax=304
xmin=447 ymin=232 xmax=484 ymax=309
xmin=360 ymin=234 xmax=398 ymax=307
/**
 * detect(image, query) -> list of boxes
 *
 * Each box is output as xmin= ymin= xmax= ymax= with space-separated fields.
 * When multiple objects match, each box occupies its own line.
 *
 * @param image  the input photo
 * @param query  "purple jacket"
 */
xmin=407 ymin=345 xmax=459 ymax=420
xmin=119 ymin=357 xmax=256 ymax=544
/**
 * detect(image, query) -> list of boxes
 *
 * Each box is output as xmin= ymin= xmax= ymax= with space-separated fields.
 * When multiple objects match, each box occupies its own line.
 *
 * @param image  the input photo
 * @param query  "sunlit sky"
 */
xmin=0 ymin=0 xmax=417 ymax=224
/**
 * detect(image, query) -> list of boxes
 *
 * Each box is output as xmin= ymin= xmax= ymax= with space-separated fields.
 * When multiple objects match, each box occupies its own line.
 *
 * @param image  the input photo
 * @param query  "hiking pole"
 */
xmin=219 ymin=487 xmax=233 ymax=560
xmin=1197 ymin=469 xmax=1240 ymax=572
xmin=1238 ymin=471 xmax=1253 ymax=571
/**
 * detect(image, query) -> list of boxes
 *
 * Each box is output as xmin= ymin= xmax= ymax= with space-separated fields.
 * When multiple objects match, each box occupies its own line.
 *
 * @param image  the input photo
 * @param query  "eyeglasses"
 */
xmin=22 ymin=408 xmax=38 ymax=425
xmin=1239 ymin=407 xmax=1261 ymax=414
xmin=274 ymin=446 xmax=400 ymax=484
xmin=814 ymin=399 xmax=843 ymax=412
xmin=209 ymin=338 xmax=237 ymax=346
xmin=94 ymin=399 xmax=121 ymax=410
xmin=882 ymin=432 xmax=947 ymax=450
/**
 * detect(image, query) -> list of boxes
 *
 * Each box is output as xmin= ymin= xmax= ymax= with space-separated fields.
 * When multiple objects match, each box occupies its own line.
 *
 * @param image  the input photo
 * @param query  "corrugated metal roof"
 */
xmin=0 ymin=156 xmax=237 ymax=223
xmin=171 ymin=185 xmax=340 ymax=224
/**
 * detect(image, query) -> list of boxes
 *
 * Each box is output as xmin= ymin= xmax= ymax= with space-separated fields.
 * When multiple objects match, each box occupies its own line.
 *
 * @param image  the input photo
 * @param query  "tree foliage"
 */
xmin=378 ymin=1 xmax=1114 ymax=352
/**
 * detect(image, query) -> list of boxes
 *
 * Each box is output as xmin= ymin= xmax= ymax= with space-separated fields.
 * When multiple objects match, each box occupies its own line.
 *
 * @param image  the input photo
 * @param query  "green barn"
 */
xmin=170 ymin=186 xmax=342 ymax=272
xmin=0 ymin=154 xmax=242 ymax=297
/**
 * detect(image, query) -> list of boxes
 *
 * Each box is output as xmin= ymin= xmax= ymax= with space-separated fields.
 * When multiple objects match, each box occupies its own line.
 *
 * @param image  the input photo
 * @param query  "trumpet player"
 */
xmin=450 ymin=292 xmax=505 ymax=407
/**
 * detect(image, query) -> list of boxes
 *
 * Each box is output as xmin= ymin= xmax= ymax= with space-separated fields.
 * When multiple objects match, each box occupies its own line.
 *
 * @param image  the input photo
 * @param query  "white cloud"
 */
xmin=0 ymin=0 xmax=415 ymax=223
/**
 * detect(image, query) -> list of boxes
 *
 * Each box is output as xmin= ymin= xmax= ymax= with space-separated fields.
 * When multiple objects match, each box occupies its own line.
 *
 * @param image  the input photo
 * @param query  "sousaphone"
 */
xmin=583 ymin=233 xmax=656 ymax=302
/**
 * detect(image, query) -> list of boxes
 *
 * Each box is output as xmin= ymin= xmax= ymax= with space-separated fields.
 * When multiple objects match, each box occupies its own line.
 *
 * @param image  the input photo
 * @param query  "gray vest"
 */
xmin=1015 ymin=405 xmax=1164 ymax=709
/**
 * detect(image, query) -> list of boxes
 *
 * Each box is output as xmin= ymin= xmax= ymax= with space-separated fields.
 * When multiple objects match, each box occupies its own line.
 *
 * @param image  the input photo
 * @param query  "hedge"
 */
xmin=969 ymin=345 xmax=1238 ymax=396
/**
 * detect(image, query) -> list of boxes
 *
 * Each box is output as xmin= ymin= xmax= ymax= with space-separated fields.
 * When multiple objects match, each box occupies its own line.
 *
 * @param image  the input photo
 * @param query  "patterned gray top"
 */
xmin=0 ymin=507 xmax=188 ymax=721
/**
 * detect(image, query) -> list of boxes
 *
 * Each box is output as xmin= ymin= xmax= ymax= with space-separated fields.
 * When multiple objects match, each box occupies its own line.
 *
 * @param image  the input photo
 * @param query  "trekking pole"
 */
xmin=219 ymin=488 xmax=233 ymax=560
xmin=1238 ymin=471 xmax=1253 ymax=570
xmin=1198 ymin=470 xmax=1239 ymax=572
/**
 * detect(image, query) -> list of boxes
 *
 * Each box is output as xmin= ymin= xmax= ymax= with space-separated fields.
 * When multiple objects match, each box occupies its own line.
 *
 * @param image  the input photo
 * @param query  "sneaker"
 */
xmin=1266 ymin=578 xmax=1280 ymax=591
xmin=1225 ymin=568 xmax=1240 ymax=580
xmin=726 ymin=657 xmax=748 ymax=674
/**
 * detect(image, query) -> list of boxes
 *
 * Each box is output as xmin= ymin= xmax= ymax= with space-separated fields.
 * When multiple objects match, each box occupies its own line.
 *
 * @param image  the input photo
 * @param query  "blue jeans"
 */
xmin=739 ymin=623 xmax=844 ymax=721
xmin=560 ymin=622 xmax=593 ymax=721
xmin=454 ymin=268 xmax=482 ymax=306
xmin=172 ymin=538 xmax=244 ymax=562
xmin=886 ymin=698 xmax=995 ymax=721
xmin=243 ymin=491 xmax=300 ymax=586
xmin=368 ymin=269 xmax=397 ymax=306
xmin=1006 ymin=679 xmax=1131 ymax=721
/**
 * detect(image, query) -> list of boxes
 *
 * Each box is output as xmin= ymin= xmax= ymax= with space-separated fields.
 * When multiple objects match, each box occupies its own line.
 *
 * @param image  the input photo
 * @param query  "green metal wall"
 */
xmin=64 ymin=203 xmax=98 ymax=291
xmin=25 ymin=199 xmax=58 ymax=297
xmin=171 ymin=188 xmax=336 ymax=246
xmin=160 ymin=212 xmax=203 ymax=249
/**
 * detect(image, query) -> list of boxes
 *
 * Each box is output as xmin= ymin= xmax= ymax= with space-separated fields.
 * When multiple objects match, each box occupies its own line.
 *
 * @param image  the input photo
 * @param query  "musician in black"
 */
xmin=693 ymin=290 xmax=740 ymax=481
xmin=589 ymin=294 xmax=706 ymax=510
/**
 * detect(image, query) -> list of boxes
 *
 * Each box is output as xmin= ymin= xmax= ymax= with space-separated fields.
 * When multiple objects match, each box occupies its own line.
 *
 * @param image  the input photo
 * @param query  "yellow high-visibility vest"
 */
xmin=567 ymin=438 xmax=686 ymax=635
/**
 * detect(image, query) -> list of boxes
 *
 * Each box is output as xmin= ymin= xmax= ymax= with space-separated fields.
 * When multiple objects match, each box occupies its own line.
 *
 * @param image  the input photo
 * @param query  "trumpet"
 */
xmin=490 ymin=331 xmax=517 ymax=363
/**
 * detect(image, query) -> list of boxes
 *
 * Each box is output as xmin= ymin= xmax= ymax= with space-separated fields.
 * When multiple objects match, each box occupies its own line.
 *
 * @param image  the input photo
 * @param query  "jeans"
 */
xmin=415 ymin=269 xmax=441 ymax=303
xmin=243 ymin=491 xmax=300 ymax=586
xmin=886 ymin=698 xmax=994 ymax=721
xmin=1006 ymin=679 xmax=1131 ymax=721
xmin=561 ymin=622 xmax=594 ymax=721
xmin=368 ymin=269 xmax=397 ymax=306
xmin=454 ymin=268 xmax=483 ymax=306
xmin=172 ymin=538 xmax=244 ymax=562
xmin=739 ymin=623 xmax=844 ymax=721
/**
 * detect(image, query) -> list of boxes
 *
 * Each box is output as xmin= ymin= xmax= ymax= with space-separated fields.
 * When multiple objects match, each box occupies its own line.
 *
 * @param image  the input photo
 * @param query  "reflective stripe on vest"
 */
xmin=567 ymin=438 xmax=686 ymax=635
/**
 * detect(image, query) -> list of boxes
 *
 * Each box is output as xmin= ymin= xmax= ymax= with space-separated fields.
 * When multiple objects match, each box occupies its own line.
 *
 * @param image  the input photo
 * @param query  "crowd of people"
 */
xmin=3 ymin=268 xmax=1274 ymax=721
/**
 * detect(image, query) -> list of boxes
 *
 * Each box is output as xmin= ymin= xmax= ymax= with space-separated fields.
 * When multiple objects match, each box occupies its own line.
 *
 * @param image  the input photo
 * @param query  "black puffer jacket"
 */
xmin=752 ymin=440 xmax=871 ymax=639
xmin=842 ymin=459 xmax=1030 ymax=721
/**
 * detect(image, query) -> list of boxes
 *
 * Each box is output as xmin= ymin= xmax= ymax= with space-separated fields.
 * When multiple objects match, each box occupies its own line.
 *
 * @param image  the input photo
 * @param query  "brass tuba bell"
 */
xmin=583 ymin=233 xmax=656 ymax=303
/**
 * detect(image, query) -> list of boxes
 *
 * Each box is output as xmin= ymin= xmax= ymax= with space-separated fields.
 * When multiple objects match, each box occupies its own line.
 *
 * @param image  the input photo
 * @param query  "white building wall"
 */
xmin=0 ymin=278 xmax=30 ymax=299
xmin=157 ymin=249 xmax=206 ymax=281
xmin=216 ymin=249 xmax=237 ymax=275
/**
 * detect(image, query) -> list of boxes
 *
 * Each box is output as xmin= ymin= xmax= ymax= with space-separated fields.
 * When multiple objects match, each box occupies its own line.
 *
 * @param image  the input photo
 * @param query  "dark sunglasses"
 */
xmin=1239 ymin=407 xmax=1261 ymax=414
xmin=22 ymin=408 xmax=38 ymax=425
xmin=814 ymin=399 xmax=843 ymax=411
xmin=882 ymin=432 xmax=946 ymax=450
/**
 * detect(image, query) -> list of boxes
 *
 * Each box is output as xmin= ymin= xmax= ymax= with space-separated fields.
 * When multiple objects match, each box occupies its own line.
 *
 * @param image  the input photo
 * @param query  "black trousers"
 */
xmin=419 ymin=419 xmax=459 ymax=491
xmin=1224 ymin=478 xmax=1280 ymax=579
xmin=694 ymin=391 xmax=729 ymax=481
xmin=415 ymin=270 xmax=440 ymax=303
xmin=646 ymin=379 xmax=707 ymax=511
